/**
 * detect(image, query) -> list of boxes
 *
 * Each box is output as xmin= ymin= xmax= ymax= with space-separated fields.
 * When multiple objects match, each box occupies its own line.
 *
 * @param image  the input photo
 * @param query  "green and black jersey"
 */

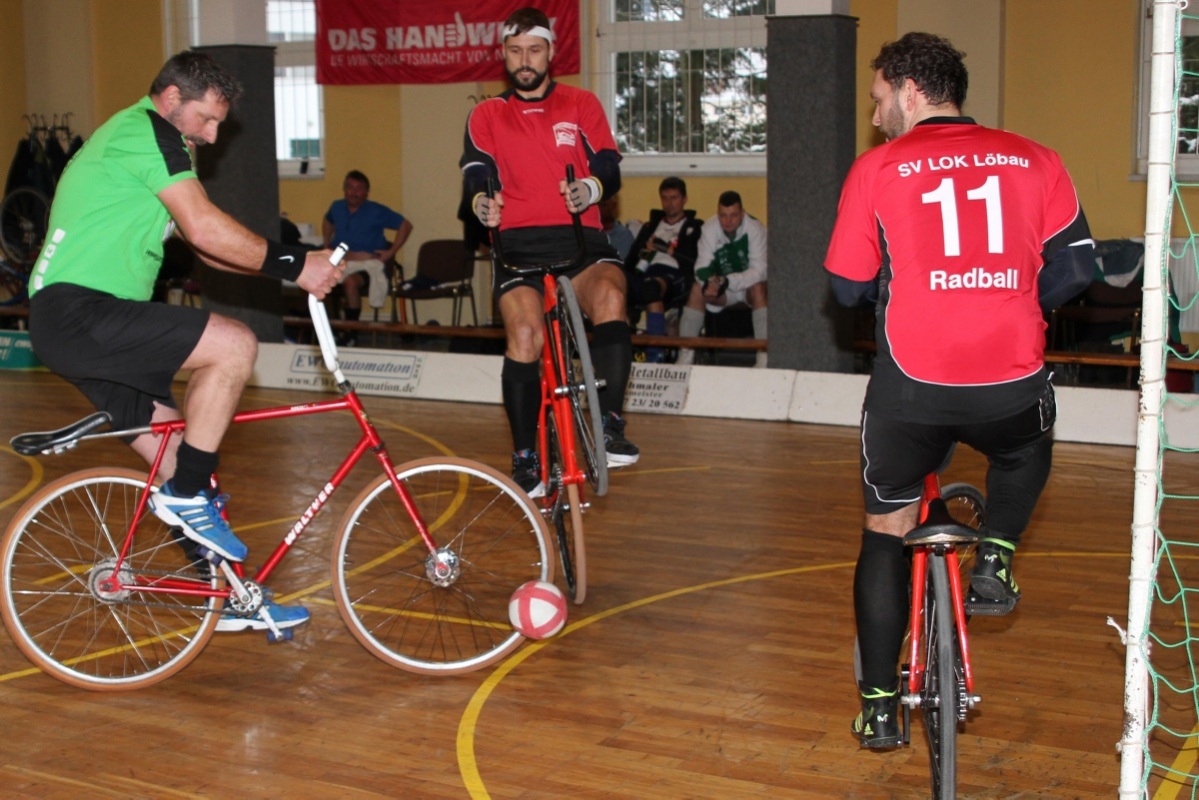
xmin=31 ymin=95 xmax=196 ymax=301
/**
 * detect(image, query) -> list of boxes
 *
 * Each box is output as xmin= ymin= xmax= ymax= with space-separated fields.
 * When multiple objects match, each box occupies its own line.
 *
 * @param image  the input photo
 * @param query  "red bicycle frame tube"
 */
xmin=537 ymin=273 xmax=586 ymax=494
xmin=906 ymin=475 xmax=976 ymax=696
xmin=103 ymin=389 xmax=437 ymax=600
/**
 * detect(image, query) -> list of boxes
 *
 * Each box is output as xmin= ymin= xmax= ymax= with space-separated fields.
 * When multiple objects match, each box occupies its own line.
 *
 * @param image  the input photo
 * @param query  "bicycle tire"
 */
xmin=942 ymin=481 xmax=986 ymax=582
xmin=0 ymin=468 xmax=223 ymax=690
xmin=924 ymin=555 xmax=958 ymax=799
xmin=547 ymin=413 xmax=587 ymax=604
xmin=332 ymin=457 xmax=554 ymax=675
xmin=554 ymin=276 xmax=609 ymax=497
xmin=0 ymin=187 xmax=51 ymax=268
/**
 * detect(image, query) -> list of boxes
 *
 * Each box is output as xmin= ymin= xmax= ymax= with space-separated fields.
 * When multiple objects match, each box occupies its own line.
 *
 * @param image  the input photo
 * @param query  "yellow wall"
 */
xmin=91 ymin=0 xmax=164 ymax=123
xmin=1004 ymin=1 xmax=1144 ymax=238
xmin=0 ymin=0 xmax=26 ymax=156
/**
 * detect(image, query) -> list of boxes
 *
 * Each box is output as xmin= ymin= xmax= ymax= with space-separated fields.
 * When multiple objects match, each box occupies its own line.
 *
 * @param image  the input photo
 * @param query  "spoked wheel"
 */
xmin=942 ymin=482 xmax=986 ymax=585
xmin=546 ymin=413 xmax=587 ymax=604
xmin=0 ymin=468 xmax=223 ymax=690
xmin=0 ymin=187 xmax=51 ymax=268
xmin=923 ymin=555 xmax=959 ymax=799
xmin=332 ymin=457 xmax=554 ymax=675
xmin=553 ymin=276 xmax=609 ymax=497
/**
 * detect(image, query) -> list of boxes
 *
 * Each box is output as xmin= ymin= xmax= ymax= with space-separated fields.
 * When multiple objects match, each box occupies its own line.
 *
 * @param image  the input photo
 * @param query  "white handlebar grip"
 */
xmin=330 ymin=242 xmax=349 ymax=266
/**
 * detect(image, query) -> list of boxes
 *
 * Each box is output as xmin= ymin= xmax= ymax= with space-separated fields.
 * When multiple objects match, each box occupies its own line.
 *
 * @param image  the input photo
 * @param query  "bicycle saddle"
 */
xmin=904 ymin=498 xmax=981 ymax=547
xmin=10 ymin=411 xmax=111 ymax=456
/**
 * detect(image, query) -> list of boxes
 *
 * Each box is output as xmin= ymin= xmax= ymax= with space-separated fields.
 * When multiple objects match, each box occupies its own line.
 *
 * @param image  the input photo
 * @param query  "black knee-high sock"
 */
xmin=173 ymin=441 xmax=219 ymax=497
xmin=854 ymin=529 xmax=909 ymax=692
xmin=985 ymin=435 xmax=1053 ymax=547
xmin=502 ymin=357 xmax=541 ymax=453
xmin=589 ymin=320 xmax=632 ymax=419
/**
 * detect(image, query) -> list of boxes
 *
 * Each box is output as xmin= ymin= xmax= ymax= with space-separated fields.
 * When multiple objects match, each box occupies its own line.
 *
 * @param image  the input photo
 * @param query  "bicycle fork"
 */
xmin=901 ymin=548 xmax=980 ymax=736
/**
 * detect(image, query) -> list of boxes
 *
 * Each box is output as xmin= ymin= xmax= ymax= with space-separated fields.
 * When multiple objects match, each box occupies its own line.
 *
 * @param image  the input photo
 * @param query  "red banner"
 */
xmin=315 ymin=0 xmax=580 ymax=85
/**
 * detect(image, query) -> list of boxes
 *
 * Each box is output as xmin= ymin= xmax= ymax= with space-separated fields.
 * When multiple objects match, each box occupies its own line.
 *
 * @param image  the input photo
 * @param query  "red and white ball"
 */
xmin=508 ymin=580 xmax=567 ymax=639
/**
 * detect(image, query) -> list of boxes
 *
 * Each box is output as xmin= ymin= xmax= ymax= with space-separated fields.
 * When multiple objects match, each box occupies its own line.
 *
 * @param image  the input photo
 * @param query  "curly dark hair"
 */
xmin=870 ymin=32 xmax=967 ymax=108
xmin=150 ymin=51 xmax=244 ymax=105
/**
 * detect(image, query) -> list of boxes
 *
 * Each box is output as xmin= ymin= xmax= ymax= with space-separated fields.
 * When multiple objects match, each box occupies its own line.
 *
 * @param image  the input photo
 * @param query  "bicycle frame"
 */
xmin=905 ymin=473 xmax=976 ymax=698
xmin=94 ymin=295 xmax=443 ymax=605
xmin=536 ymin=272 xmax=587 ymax=497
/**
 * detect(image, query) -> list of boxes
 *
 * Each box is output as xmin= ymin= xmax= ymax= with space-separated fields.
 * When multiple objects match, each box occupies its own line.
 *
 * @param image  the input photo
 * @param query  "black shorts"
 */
xmin=491 ymin=225 xmax=621 ymax=300
xmin=859 ymin=378 xmax=1056 ymax=515
xmin=634 ymin=263 xmax=689 ymax=310
xmin=29 ymin=283 xmax=209 ymax=432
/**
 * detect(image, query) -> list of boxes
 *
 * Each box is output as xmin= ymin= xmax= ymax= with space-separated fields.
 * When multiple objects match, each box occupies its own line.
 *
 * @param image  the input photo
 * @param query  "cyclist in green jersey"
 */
xmin=28 ymin=51 xmax=344 ymax=633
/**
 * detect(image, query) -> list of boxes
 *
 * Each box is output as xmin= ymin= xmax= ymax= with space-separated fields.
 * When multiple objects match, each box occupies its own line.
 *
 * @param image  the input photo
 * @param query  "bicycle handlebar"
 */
xmin=308 ymin=243 xmax=349 ymax=382
xmin=487 ymin=165 xmax=589 ymax=278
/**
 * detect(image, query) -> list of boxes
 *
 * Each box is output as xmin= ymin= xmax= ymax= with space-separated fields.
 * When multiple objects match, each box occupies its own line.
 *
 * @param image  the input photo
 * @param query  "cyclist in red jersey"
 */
xmin=460 ymin=7 xmax=638 ymax=496
xmin=824 ymin=33 xmax=1095 ymax=749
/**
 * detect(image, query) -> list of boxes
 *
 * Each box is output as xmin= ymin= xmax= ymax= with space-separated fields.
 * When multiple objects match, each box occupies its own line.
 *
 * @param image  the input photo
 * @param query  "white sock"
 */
xmin=679 ymin=306 xmax=705 ymax=338
xmin=753 ymin=307 xmax=768 ymax=368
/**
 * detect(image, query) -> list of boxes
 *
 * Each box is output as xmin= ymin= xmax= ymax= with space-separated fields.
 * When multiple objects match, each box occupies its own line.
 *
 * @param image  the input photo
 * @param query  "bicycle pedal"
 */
xmin=964 ymin=590 xmax=1017 ymax=617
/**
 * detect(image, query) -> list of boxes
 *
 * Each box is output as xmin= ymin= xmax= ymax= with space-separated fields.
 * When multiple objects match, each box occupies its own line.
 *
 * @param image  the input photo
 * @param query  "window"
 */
xmin=1137 ymin=1 xmax=1199 ymax=177
xmin=597 ymin=0 xmax=773 ymax=176
xmin=269 ymin=0 xmax=324 ymax=178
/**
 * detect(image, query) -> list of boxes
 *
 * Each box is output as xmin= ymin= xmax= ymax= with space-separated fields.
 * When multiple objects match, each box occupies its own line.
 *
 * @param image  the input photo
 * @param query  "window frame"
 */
xmin=270 ymin=1 xmax=325 ymax=180
xmin=1136 ymin=0 xmax=1199 ymax=178
xmin=595 ymin=0 xmax=770 ymax=176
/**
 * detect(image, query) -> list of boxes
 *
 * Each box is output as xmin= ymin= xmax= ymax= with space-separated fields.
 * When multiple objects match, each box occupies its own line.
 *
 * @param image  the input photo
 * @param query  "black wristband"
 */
xmin=260 ymin=240 xmax=308 ymax=281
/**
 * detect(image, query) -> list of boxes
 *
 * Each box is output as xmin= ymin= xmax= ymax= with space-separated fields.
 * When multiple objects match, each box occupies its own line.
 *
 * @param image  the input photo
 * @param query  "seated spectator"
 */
xmin=322 ymin=170 xmax=413 ymax=345
xmin=624 ymin=176 xmax=704 ymax=362
xmin=600 ymin=194 xmax=637 ymax=261
xmin=676 ymin=191 xmax=768 ymax=368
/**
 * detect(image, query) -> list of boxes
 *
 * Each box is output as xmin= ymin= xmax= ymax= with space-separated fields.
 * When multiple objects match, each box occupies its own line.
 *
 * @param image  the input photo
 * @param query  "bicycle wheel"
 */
xmin=332 ymin=457 xmax=554 ymax=675
xmin=924 ymin=555 xmax=959 ymax=799
xmin=0 ymin=468 xmax=223 ymax=690
xmin=553 ymin=276 xmax=609 ymax=497
xmin=0 ymin=187 xmax=51 ymax=268
xmin=942 ymin=482 xmax=986 ymax=579
xmin=547 ymin=412 xmax=587 ymax=604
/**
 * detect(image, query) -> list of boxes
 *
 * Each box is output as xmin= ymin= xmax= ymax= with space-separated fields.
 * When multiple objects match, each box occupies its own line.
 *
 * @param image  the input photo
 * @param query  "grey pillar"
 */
xmin=193 ymin=45 xmax=284 ymax=343
xmin=766 ymin=14 xmax=857 ymax=372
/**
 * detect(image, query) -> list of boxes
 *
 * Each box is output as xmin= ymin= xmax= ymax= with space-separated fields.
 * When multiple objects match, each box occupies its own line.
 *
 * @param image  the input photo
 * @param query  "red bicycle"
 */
xmin=488 ymin=169 xmax=608 ymax=605
xmin=0 ymin=281 xmax=553 ymax=690
xmin=900 ymin=475 xmax=989 ymax=798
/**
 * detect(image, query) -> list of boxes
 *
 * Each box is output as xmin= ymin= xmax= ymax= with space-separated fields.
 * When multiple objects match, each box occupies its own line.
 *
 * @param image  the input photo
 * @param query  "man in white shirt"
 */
xmin=676 ymin=191 xmax=768 ymax=367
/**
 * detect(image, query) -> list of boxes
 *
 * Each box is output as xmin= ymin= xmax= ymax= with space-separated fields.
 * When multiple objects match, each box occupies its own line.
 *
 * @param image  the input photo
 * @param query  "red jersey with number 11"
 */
xmin=825 ymin=119 xmax=1086 ymax=387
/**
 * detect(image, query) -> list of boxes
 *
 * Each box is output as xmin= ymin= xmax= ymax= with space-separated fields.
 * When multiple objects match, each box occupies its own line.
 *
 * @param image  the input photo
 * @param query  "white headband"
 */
xmin=502 ymin=24 xmax=555 ymax=43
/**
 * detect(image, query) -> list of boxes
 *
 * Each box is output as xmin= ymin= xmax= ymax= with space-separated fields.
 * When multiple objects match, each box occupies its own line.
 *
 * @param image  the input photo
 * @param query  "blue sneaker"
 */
xmin=216 ymin=594 xmax=310 ymax=633
xmin=150 ymin=481 xmax=248 ymax=562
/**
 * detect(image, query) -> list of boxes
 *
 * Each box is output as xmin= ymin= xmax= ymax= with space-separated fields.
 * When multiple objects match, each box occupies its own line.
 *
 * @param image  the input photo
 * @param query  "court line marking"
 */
xmin=456 ymin=549 xmax=1144 ymax=799
xmin=0 ymin=447 xmax=42 ymax=511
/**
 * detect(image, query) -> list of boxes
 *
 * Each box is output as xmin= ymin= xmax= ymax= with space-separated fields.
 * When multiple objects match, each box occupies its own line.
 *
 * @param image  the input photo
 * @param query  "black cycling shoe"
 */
xmin=970 ymin=537 xmax=1021 ymax=603
xmin=511 ymin=449 xmax=545 ymax=499
xmin=852 ymin=687 xmax=903 ymax=749
xmin=603 ymin=412 xmax=640 ymax=467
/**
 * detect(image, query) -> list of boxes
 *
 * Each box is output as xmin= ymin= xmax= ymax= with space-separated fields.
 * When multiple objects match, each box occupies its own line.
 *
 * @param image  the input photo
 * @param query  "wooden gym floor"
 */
xmin=0 ymin=370 xmax=1170 ymax=798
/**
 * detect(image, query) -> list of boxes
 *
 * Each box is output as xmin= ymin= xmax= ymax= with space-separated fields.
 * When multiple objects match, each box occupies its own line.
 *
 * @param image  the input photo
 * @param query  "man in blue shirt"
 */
xmin=322 ymin=170 xmax=413 ymax=342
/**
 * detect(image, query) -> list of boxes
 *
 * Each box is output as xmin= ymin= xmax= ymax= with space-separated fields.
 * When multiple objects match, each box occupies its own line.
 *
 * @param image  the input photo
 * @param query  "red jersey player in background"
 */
xmin=824 ymin=32 xmax=1095 ymax=749
xmin=460 ymin=6 xmax=638 ymax=497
